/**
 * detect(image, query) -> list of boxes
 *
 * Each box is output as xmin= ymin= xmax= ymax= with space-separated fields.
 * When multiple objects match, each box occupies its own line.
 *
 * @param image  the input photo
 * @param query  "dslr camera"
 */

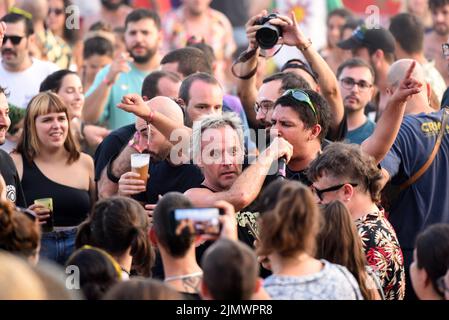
xmin=254 ymin=13 xmax=283 ymax=49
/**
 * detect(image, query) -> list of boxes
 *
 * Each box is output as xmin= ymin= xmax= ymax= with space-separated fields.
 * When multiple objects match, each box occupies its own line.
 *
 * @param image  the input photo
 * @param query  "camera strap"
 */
xmin=231 ymin=45 xmax=284 ymax=80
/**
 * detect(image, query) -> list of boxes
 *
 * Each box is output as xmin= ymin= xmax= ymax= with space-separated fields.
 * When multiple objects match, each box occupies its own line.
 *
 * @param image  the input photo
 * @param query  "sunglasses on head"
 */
xmin=48 ymin=8 xmax=64 ymax=15
xmin=352 ymin=25 xmax=367 ymax=41
xmin=281 ymin=89 xmax=318 ymax=123
xmin=2 ymin=35 xmax=24 ymax=46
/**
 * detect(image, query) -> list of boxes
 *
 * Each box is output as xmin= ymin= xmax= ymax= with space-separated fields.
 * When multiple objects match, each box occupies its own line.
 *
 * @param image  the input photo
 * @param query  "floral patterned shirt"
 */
xmin=355 ymin=210 xmax=406 ymax=300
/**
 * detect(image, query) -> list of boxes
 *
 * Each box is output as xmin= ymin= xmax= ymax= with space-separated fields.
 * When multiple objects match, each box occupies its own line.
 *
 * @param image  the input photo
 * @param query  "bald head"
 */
xmin=16 ymin=0 xmax=48 ymax=22
xmin=147 ymin=96 xmax=184 ymax=125
xmin=387 ymin=59 xmax=427 ymax=88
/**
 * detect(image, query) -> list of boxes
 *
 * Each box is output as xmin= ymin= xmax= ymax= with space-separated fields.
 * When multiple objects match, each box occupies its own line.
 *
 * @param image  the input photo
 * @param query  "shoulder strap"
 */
xmin=400 ymin=107 xmax=449 ymax=191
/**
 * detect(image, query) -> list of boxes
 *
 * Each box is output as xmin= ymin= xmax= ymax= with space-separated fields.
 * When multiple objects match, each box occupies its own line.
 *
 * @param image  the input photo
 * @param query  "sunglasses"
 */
xmin=48 ymin=8 xmax=64 ymax=15
xmin=340 ymin=77 xmax=373 ymax=91
xmin=352 ymin=25 xmax=367 ymax=42
xmin=281 ymin=89 xmax=318 ymax=123
xmin=312 ymin=183 xmax=358 ymax=201
xmin=2 ymin=35 xmax=24 ymax=46
xmin=254 ymin=100 xmax=275 ymax=115
xmin=281 ymin=59 xmax=319 ymax=83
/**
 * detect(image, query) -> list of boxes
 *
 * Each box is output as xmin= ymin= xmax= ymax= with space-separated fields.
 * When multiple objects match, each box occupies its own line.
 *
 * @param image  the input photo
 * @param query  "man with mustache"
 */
xmin=424 ymin=0 xmax=449 ymax=86
xmin=0 ymin=13 xmax=59 ymax=109
xmin=336 ymin=58 xmax=376 ymax=144
xmin=84 ymin=9 xmax=162 ymax=130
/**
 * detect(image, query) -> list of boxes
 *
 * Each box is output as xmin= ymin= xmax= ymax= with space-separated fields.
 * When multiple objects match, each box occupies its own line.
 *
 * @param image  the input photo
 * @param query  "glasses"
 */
xmin=2 ymin=35 xmax=24 ymax=46
xmin=312 ymin=183 xmax=358 ymax=201
xmin=48 ymin=8 xmax=64 ymax=15
xmin=340 ymin=77 xmax=373 ymax=91
xmin=254 ymin=100 xmax=275 ymax=115
xmin=437 ymin=276 xmax=449 ymax=294
xmin=281 ymin=58 xmax=318 ymax=83
xmin=281 ymin=89 xmax=318 ymax=123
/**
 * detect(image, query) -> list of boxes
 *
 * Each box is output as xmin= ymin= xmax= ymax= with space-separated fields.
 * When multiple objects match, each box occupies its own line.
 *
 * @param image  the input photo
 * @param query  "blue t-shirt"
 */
xmin=381 ymin=110 xmax=449 ymax=252
xmin=86 ymin=63 xmax=151 ymax=130
xmin=345 ymin=119 xmax=375 ymax=145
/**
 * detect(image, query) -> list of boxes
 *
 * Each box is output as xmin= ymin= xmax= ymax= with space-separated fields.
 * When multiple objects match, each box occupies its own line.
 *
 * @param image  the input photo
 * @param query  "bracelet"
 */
xmin=106 ymin=156 xmax=120 ymax=184
xmin=299 ymin=39 xmax=312 ymax=52
xmin=146 ymin=109 xmax=155 ymax=124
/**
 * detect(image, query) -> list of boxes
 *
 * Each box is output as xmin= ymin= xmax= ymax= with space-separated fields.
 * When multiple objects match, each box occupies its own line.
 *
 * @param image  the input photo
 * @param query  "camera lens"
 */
xmin=256 ymin=23 xmax=281 ymax=49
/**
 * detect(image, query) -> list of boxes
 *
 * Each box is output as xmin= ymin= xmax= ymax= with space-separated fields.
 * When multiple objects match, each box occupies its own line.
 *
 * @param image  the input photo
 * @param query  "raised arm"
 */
xmin=362 ymin=61 xmax=422 ymax=163
xmin=235 ymin=11 xmax=267 ymax=129
xmin=271 ymin=12 xmax=345 ymax=136
xmin=83 ymin=53 xmax=133 ymax=124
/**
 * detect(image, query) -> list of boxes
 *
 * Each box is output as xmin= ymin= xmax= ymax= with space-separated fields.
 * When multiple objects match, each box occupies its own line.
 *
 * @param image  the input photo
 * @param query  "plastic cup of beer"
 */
xmin=34 ymin=198 xmax=54 ymax=233
xmin=131 ymin=153 xmax=150 ymax=188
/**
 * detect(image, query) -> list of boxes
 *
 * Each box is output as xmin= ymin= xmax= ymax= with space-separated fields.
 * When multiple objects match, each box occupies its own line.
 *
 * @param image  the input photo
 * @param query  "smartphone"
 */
xmin=173 ymin=208 xmax=223 ymax=236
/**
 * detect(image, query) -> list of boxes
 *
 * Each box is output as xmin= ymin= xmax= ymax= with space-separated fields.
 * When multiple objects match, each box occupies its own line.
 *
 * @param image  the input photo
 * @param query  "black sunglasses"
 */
xmin=312 ymin=183 xmax=358 ymax=201
xmin=2 ymin=35 xmax=24 ymax=46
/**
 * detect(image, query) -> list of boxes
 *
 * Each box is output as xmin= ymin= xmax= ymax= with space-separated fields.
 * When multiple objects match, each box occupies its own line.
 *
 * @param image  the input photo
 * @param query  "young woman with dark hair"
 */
xmin=317 ymin=200 xmax=383 ymax=300
xmin=76 ymin=196 xmax=154 ymax=278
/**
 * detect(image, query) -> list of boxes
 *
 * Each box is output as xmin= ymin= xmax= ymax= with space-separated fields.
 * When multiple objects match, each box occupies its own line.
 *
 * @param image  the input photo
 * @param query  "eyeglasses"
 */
xmin=443 ymin=43 xmax=449 ymax=58
xmin=254 ymin=100 xmax=275 ymax=115
xmin=437 ymin=276 xmax=449 ymax=294
xmin=2 ymin=35 xmax=24 ymax=46
xmin=281 ymin=89 xmax=318 ymax=123
xmin=48 ymin=8 xmax=64 ymax=15
xmin=311 ymin=183 xmax=358 ymax=201
xmin=340 ymin=77 xmax=373 ymax=91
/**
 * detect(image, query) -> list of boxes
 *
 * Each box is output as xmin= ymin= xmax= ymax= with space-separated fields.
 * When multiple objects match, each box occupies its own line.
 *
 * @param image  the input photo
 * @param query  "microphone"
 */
xmin=277 ymin=157 xmax=287 ymax=179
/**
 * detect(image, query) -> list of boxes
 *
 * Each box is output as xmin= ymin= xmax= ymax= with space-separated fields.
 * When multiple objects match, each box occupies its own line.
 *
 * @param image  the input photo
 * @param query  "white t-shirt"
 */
xmin=0 ymin=58 xmax=59 ymax=108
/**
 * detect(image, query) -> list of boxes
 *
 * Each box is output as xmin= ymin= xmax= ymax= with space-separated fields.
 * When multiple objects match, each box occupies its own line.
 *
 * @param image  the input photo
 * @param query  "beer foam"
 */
xmin=131 ymin=154 xmax=150 ymax=168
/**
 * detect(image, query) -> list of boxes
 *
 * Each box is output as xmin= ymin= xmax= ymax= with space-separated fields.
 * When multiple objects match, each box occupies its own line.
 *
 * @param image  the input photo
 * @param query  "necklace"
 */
xmin=164 ymin=271 xmax=203 ymax=282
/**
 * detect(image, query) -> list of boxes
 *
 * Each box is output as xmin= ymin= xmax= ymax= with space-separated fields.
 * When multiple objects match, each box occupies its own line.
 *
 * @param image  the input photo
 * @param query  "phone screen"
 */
xmin=174 ymin=208 xmax=222 ymax=236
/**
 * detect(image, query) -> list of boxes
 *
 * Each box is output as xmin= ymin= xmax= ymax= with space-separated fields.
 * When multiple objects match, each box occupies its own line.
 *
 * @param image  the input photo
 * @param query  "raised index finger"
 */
xmin=404 ymin=61 xmax=416 ymax=80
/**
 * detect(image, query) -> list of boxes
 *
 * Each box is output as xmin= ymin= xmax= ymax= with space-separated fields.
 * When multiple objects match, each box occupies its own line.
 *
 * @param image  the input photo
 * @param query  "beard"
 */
xmin=101 ymin=0 xmax=122 ymax=11
xmin=129 ymin=46 xmax=157 ymax=64
xmin=434 ymin=23 xmax=449 ymax=36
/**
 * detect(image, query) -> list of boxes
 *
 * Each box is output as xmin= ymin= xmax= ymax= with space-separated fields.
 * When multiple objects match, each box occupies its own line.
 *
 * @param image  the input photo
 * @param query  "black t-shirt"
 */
xmin=0 ymin=149 xmax=26 ymax=207
xmin=94 ymin=124 xmax=135 ymax=181
xmin=133 ymin=160 xmax=204 ymax=204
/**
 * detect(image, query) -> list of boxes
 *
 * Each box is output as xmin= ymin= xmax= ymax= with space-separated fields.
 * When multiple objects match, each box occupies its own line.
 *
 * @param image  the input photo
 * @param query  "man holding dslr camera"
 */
xmin=236 ymin=10 xmax=345 ymax=141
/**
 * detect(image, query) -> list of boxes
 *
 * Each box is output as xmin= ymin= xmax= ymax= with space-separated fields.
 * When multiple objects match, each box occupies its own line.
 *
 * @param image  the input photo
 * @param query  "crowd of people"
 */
xmin=0 ymin=0 xmax=448 ymax=301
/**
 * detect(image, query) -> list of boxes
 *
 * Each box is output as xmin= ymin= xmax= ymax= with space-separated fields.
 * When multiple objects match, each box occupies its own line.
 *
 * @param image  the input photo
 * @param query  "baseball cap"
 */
xmin=337 ymin=25 xmax=395 ymax=54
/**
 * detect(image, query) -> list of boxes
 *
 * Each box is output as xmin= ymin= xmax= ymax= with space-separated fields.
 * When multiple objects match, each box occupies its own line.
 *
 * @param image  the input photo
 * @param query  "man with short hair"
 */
xmin=201 ymin=239 xmax=263 ymax=300
xmin=237 ymin=11 xmax=345 ymax=139
xmin=84 ymin=9 xmax=162 ymax=129
xmin=424 ymin=0 xmax=449 ymax=86
xmin=184 ymin=112 xmax=292 ymax=211
xmin=95 ymin=71 xmax=183 ymax=199
xmin=160 ymin=47 xmax=212 ymax=79
xmin=389 ymin=12 xmax=446 ymax=104
xmin=178 ymin=72 xmax=223 ymax=127
xmin=361 ymin=59 xmax=448 ymax=299
xmin=0 ymin=13 xmax=59 ymax=108
xmin=338 ymin=25 xmax=396 ymax=117
xmin=336 ymin=58 xmax=376 ymax=144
